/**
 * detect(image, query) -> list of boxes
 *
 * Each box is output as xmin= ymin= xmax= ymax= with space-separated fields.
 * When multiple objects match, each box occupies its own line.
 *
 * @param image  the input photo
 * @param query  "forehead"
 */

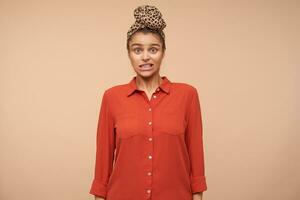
xmin=129 ymin=32 xmax=162 ymax=47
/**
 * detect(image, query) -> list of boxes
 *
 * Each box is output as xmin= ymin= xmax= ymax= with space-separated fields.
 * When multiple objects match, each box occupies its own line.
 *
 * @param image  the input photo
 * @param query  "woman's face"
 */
xmin=127 ymin=32 xmax=165 ymax=79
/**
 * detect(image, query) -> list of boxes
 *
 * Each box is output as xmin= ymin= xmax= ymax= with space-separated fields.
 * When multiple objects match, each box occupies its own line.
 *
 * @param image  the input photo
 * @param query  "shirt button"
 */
xmin=147 ymin=172 xmax=152 ymax=176
xmin=147 ymin=189 xmax=151 ymax=194
xmin=148 ymin=155 xmax=152 ymax=159
xmin=148 ymin=108 xmax=151 ymax=111
xmin=148 ymin=121 xmax=152 ymax=125
xmin=148 ymin=137 xmax=152 ymax=141
xmin=153 ymin=95 xmax=156 ymax=98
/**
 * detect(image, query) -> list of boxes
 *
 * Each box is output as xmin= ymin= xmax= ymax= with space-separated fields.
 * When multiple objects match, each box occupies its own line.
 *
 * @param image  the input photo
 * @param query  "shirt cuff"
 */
xmin=89 ymin=179 xmax=108 ymax=198
xmin=190 ymin=175 xmax=207 ymax=193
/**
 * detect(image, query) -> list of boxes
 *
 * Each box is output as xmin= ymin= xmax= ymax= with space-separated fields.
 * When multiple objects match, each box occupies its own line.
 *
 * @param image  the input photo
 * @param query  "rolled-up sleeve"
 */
xmin=89 ymin=90 xmax=115 ymax=198
xmin=185 ymin=87 xmax=207 ymax=193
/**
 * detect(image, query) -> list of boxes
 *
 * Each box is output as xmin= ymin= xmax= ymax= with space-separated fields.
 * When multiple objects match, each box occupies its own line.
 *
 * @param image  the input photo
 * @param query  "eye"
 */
xmin=133 ymin=48 xmax=142 ymax=54
xmin=150 ymin=48 xmax=158 ymax=53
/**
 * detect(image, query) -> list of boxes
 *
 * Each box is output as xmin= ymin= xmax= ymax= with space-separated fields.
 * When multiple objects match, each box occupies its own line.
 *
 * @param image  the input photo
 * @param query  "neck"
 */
xmin=136 ymin=74 xmax=162 ymax=92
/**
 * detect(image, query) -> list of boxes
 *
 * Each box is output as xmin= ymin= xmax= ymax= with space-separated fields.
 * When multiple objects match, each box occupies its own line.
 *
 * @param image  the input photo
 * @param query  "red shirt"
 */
xmin=89 ymin=76 xmax=207 ymax=200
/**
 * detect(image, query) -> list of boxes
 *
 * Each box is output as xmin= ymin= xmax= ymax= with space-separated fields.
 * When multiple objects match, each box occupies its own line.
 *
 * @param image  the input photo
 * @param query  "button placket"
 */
xmin=146 ymin=103 xmax=154 ymax=199
xmin=152 ymin=89 xmax=159 ymax=100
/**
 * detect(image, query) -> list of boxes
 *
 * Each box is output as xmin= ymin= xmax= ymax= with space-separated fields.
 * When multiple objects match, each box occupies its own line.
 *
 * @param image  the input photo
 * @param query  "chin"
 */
xmin=137 ymin=72 xmax=154 ymax=78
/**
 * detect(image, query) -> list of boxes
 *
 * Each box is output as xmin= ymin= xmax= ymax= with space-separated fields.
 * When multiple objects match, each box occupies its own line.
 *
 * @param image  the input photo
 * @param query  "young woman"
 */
xmin=89 ymin=5 xmax=207 ymax=200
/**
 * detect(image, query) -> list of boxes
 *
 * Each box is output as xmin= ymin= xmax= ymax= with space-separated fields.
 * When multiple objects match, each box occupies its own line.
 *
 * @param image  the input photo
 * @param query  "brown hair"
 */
xmin=126 ymin=27 xmax=166 ymax=52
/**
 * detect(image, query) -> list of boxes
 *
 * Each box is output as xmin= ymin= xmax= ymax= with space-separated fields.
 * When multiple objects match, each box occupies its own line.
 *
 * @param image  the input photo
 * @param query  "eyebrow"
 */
xmin=130 ymin=43 xmax=161 ymax=47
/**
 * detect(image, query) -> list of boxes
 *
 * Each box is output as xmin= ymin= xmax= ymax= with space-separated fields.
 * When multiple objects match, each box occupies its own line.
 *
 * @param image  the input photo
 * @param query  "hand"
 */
xmin=192 ymin=192 xmax=203 ymax=200
xmin=95 ymin=196 xmax=105 ymax=200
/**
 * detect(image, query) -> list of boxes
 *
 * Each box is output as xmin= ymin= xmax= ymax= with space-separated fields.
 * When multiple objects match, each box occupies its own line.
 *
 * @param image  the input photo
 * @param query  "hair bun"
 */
xmin=127 ymin=5 xmax=166 ymax=39
xmin=133 ymin=5 xmax=166 ymax=30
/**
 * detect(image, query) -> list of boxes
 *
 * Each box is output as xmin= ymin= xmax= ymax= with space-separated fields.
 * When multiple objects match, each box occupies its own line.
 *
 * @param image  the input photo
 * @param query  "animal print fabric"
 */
xmin=127 ymin=5 xmax=166 ymax=39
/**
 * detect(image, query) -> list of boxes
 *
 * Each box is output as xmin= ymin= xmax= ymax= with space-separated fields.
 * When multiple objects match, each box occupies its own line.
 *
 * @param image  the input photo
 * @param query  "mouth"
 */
xmin=139 ymin=63 xmax=154 ymax=70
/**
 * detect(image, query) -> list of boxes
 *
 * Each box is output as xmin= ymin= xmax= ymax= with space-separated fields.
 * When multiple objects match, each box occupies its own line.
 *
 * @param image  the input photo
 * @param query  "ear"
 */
xmin=127 ymin=51 xmax=131 ymax=58
xmin=162 ymin=50 xmax=165 ymax=58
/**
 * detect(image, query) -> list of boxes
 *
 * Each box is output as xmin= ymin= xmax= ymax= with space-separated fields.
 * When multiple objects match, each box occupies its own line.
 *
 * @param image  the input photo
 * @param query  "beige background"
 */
xmin=0 ymin=0 xmax=299 ymax=200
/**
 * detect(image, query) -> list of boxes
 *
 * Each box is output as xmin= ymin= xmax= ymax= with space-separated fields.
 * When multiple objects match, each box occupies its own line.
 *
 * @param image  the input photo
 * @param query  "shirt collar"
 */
xmin=126 ymin=76 xmax=171 ymax=97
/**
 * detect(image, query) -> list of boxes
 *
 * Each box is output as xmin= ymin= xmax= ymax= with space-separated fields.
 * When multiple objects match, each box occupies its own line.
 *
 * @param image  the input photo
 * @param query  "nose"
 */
xmin=142 ymin=51 xmax=150 ymax=61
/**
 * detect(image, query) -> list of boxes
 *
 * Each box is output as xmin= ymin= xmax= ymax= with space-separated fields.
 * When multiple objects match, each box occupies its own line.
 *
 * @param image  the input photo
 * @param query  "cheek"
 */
xmin=151 ymin=55 xmax=163 ymax=64
xmin=129 ymin=55 xmax=140 ymax=65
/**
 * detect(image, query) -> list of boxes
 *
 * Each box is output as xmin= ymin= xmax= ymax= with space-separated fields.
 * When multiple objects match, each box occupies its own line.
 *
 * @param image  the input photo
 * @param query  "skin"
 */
xmin=127 ymin=31 xmax=165 ymax=99
xmin=94 ymin=31 xmax=203 ymax=200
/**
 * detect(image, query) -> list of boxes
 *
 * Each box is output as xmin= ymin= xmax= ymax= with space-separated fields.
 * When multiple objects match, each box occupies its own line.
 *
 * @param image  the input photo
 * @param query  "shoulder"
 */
xmin=101 ymin=83 xmax=129 ymax=98
xmin=171 ymin=81 xmax=198 ymax=96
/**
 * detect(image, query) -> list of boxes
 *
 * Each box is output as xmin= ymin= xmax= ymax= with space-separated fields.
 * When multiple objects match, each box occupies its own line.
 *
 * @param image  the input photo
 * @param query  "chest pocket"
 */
xmin=157 ymin=112 xmax=187 ymax=135
xmin=115 ymin=114 xmax=140 ymax=139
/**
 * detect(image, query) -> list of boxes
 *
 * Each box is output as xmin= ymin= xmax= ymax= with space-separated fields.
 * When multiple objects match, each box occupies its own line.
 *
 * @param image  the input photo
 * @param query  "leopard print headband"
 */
xmin=127 ymin=5 xmax=166 ymax=40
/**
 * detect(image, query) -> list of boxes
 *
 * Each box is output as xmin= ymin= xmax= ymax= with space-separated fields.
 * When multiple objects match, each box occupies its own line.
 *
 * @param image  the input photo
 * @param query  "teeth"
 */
xmin=140 ymin=64 xmax=152 ymax=67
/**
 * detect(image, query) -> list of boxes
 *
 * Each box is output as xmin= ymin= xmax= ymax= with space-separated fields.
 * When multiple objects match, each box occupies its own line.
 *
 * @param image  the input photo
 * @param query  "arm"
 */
xmin=89 ymin=90 xmax=116 ymax=199
xmin=185 ymin=87 xmax=207 ymax=195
